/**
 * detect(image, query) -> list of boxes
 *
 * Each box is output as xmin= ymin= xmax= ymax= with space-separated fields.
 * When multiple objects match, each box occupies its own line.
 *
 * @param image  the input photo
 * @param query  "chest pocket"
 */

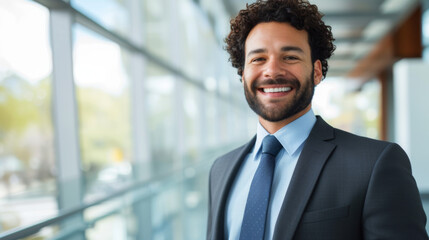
xmin=301 ymin=205 xmax=349 ymax=223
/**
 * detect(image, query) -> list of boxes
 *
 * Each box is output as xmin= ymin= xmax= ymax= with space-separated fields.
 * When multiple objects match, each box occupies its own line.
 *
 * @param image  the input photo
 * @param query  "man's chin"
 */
xmin=255 ymin=110 xmax=291 ymax=122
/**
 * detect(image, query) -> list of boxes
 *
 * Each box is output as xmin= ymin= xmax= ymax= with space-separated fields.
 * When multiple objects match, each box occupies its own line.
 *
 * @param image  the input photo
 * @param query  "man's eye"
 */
xmin=284 ymin=56 xmax=298 ymax=61
xmin=252 ymin=58 xmax=265 ymax=62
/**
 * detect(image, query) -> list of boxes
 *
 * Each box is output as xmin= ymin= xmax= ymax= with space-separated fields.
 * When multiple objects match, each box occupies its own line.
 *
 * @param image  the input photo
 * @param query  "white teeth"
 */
xmin=263 ymin=87 xmax=292 ymax=93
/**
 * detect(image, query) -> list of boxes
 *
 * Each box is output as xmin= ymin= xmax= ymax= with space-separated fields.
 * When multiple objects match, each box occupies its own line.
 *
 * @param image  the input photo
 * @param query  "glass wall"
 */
xmin=142 ymin=0 xmax=171 ymax=62
xmin=72 ymin=0 xmax=131 ymax=39
xmin=144 ymin=62 xmax=177 ymax=174
xmin=72 ymin=24 xmax=133 ymax=199
xmin=0 ymin=0 xmax=57 ymax=232
xmin=0 ymin=0 xmax=253 ymax=239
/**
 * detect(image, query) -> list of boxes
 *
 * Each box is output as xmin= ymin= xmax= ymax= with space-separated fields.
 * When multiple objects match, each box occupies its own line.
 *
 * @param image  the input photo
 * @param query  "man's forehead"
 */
xmin=244 ymin=22 xmax=310 ymax=54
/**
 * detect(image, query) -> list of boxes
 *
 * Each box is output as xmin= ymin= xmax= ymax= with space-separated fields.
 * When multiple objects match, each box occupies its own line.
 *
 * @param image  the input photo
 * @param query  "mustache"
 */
xmin=252 ymin=77 xmax=301 ymax=89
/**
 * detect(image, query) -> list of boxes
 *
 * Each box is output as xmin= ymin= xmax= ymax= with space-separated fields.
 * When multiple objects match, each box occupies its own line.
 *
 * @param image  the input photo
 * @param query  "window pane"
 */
xmin=142 ymin=0 xmax=171 ymax=62
xmin=71 ymin=0 xmax=131 ymax=40
xmin=73 ymin=24 xmax=132 ymax=199
xmin=151 ymin=186 xmax=182 ymax=239
xmin=183 ymin=170 xmax=209 ymax=239
xmin=85 ymin=200 xmax=132 ymax=240
xmin=145 ymin=63 xmax=177 ymax=175
xmin=205 ymin=92 xmax=219 ymax=148
xmin=0 ymin=0 xmax=56 ymax=233
xmin=313 ymin=78 xmax=381 ymax=139
xmin=183 ymin=83 xmax=200 ymax=164
xmin=177 ymin=0 xmax=218 ymax=79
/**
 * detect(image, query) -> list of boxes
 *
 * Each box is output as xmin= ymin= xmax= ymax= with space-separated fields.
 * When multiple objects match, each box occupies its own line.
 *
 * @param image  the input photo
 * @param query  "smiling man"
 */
xmin=207 ymin=0 xmax=428 ymax=240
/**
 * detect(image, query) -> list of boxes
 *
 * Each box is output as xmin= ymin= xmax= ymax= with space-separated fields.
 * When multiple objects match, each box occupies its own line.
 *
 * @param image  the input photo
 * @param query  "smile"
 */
xmin=262 ymin=87 xmax=292 ymax=93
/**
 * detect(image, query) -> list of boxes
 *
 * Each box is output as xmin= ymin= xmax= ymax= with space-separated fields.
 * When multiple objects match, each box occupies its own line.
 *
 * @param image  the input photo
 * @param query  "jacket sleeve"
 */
xmin=362 ymin=143 xmax=428 ymax=239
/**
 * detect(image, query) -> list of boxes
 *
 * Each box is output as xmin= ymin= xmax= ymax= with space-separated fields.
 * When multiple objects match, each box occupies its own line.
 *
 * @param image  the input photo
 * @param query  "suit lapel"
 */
xmin=273 ymin=117 xmax=336 ymax=240
xmin=211 ymin=136 xmax=256 ymax=240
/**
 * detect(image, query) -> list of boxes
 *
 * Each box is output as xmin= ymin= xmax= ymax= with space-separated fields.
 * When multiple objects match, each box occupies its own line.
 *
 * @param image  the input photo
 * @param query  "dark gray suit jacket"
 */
xmin=207 ymin=117 xmax=428 ymax=240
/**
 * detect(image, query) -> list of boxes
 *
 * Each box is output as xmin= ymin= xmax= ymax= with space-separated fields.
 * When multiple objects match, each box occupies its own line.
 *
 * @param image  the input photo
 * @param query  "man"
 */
xmin=207 ymin=0 xmax=428 ymax=239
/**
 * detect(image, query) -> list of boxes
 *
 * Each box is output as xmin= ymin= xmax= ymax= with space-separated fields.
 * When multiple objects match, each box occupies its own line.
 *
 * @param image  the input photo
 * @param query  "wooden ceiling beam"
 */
xmin=346 ymin=6 xmax=422 ymax=80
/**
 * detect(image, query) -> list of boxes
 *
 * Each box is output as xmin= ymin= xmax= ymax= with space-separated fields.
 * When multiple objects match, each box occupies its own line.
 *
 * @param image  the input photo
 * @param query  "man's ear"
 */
xmin=313 ymin=60 xmax=323 ymax=86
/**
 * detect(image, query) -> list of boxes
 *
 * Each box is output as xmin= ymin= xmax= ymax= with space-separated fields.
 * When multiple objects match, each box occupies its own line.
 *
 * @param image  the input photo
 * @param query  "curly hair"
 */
xmin=225 ymin=0 xmax=335 ymax=79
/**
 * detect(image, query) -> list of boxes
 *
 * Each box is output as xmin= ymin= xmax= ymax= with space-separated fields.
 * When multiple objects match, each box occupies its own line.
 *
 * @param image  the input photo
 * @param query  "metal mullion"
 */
xmin=127 ymin=0 xmax=153 ymax=238
xmin=49 ymin=5 xmax=85 ymax=240
xmin=167 ymin=1 xmax=187 ymax=239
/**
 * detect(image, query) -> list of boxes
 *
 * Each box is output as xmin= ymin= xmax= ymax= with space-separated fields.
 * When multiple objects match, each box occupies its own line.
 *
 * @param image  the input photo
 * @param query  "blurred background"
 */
xmin=0 ymin=0 xmax=428 ymax=239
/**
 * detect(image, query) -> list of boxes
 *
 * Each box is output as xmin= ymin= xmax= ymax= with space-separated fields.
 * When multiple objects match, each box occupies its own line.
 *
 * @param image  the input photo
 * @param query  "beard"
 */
xmin=243 ymin=69 xmax=315 ymax=122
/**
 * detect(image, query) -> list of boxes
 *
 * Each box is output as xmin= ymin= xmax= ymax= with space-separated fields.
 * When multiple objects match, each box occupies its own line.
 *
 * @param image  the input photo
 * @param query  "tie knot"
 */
xmin=261 ymin=135 xmax=282 ymax=156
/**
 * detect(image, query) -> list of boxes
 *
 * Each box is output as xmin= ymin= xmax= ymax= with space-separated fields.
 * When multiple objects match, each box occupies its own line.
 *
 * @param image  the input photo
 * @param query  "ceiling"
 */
xmin=221 ymin=0 xmax=421 ymax=79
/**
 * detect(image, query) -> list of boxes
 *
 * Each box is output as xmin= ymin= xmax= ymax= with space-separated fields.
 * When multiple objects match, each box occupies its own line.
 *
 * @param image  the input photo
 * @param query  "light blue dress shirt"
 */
xmin=225 ymin=110 xmax=317 ymax=240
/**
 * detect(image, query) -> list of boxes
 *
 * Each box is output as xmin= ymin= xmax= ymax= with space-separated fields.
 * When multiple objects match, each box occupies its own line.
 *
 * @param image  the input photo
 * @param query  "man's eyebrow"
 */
xmin=246 ymin=46 xmax=305 ymax=58
xmin=247 ymin=48 xmax=267 ymax=58
xmin=281 ymin=46 xmax=304 ymax=53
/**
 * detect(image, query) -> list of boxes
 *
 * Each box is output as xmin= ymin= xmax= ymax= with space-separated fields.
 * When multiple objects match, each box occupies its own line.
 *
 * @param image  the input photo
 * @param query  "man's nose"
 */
xmin=263 ymin=59 xmax=285 ymax=79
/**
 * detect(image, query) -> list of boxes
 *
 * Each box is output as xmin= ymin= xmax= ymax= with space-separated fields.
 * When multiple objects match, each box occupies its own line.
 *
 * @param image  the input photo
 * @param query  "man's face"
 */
xmin=242 ymin=22 xmax=322 ymax=123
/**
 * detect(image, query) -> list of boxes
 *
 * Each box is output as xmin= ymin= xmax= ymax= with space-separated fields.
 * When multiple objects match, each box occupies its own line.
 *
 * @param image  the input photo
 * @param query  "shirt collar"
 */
xmin=252 ymin=109 xmax=317 ymax=159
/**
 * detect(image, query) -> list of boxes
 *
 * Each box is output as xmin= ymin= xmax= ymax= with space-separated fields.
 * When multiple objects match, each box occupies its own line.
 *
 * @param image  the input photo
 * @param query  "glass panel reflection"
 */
xmin=142 ymin=0 xmax=171 ymax=62
xmin=71 ymin=0 xmax=131 ymax=39
xmin=73 ymin=24 xmax=132 ymax=200
xmin=144 ymin=62 xmax=177 ymax=175
xmin=0 ymin=0 xmax=56 ymax=234
xmin=183 ymin=83 xmax=200 ymax=164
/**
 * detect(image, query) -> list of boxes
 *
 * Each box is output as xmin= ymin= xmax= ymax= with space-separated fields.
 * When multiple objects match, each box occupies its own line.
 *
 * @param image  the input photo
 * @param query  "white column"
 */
xmin=50 ymin=8 xmax=85 ymax=240
xmin=128 ymin=0 xmax=151 ymax=182
xmin=393 ymin=59 xmax=429 ymax=192
xmin=169 ymin=0 xmax=185 ymax=166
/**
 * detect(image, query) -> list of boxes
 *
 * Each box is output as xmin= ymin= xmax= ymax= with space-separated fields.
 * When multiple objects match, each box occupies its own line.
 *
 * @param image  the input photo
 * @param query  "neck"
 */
xmin=259 ymin=106 xmax=312 ymax=134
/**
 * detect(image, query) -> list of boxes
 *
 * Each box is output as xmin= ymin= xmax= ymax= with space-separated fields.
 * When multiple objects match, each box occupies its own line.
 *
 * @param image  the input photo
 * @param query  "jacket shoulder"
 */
xmin=314 ymin=116 xmax=390 ymax=149
xmin=210 ymin=137 xmax=255 ymax=176
xmin=313 ymin=116 xmax=403 ymax=161
xmin=332 ymin=127 xmax=392 ymax=151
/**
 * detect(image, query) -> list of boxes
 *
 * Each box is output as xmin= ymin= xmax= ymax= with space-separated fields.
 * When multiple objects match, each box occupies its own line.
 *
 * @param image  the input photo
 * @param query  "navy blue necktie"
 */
xmin=240 ymin=135 xmax=283 ymax=240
